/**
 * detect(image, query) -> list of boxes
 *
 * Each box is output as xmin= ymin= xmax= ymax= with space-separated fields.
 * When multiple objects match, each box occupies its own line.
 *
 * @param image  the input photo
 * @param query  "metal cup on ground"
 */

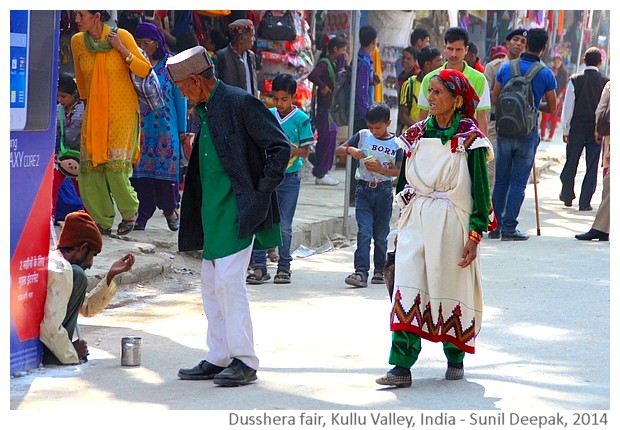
xmin=121 ymin=336 xmax=142 ymax=366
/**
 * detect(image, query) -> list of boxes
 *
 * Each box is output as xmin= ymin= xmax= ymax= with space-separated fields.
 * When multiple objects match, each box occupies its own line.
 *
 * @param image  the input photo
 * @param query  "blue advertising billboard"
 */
xmin=10 ymin=10 xmax=60 ymax=374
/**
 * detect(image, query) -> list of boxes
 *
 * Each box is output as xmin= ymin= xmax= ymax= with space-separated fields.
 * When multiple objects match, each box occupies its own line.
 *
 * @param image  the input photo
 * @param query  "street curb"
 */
xmin=86 ymin=215 xmax=358 ymax=289
xmin=87 ymin=254 xmax=174 ymax=290
xmin=84 ymin=151 xmax=564 ymax=289
xmin=292 ymin=215 xmax=357 ymax=250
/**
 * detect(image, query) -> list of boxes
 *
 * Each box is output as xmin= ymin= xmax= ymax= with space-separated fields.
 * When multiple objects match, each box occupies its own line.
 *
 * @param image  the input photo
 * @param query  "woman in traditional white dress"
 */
xmin=376 ymin=69 xmax=493 ymax=387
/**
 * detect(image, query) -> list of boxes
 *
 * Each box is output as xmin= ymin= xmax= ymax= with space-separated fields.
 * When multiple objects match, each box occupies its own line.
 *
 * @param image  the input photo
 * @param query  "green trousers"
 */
xmin=78 ymin=168 xmax=139 ymax=230
xmin=388 ymin=330 xmax=465 ymax=369
xmin=64 ymin=265 xmax=88 ymax=340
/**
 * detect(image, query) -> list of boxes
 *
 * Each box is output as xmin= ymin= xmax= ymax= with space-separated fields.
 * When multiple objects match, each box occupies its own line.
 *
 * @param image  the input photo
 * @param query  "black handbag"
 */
xmin=257 ymin=11 xmax=296 ymax=41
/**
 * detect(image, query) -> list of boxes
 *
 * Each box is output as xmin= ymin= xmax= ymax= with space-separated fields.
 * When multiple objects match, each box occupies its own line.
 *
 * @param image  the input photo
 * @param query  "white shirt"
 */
xmin=561 ymin=65 xmax=600 ymax=135
xmin=40 ymin=250 xmax=118 ymax=364
xmin=240 ymin=52 xmax=252 ymax=94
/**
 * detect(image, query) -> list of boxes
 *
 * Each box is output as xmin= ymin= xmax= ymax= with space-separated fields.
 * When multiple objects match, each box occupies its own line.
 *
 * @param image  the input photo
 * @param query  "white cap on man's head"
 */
xmin=166 ymin=46 xmax=214 ymax=82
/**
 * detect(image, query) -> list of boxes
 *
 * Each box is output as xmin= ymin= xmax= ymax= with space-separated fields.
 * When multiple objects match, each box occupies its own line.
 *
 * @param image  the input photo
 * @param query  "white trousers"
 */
xmin=200 ymin=244 xmax=258 ymax=370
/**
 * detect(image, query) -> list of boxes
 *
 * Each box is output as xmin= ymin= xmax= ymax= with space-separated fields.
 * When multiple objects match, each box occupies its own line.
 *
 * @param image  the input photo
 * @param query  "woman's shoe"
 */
xmin=96 ymin=223 xmax=112 ymax=236
xmin=166 ymin=210 xmax=180 ymax=231
xmin=445 ymin=363 xmax=464 ymax=380
xmin=375 ymin=368 xmax=412 ymax=387
xmin=117 ymin=214 xmax=138 ymax=235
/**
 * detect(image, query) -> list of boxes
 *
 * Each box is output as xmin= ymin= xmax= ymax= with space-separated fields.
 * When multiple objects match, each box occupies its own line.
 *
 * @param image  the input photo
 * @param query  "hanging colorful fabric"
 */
xmin=193 ymin=11 xmax=209 ymax=49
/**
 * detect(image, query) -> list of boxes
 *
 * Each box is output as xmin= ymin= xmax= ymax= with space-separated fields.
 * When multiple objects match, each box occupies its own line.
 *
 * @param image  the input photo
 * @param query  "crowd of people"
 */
xmin=45 ymin=10 xmax=609 ymax=389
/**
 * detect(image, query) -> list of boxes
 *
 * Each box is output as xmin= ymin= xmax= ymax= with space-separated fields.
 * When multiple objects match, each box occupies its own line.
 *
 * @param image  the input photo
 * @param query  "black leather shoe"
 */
xmin=178 ymin=360 xmax=226 ymax=380
xmin=559 ymin=194 xmax=572 ymax=207
xmin=578 ymin=205 xmax=593 ymax=211
xmin=488 ymin=229 xmax=501 ymax=239
xmin=213 ymin=358 xmax=257 ymax=386
xmin=501 ymin=230 xmax=530 ymax=241
xmin=575 ymin=229 xmax=609 ymax=241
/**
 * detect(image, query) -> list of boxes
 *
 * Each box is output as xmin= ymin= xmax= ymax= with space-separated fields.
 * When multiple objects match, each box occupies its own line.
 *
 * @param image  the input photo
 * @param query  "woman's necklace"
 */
xmin=66 ymin=100 xmax=78 ymax=116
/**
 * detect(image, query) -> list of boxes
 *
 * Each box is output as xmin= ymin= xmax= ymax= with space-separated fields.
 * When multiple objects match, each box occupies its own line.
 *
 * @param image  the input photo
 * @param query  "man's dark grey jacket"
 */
xmin=178 ymin=82 xmax=291 ymax=252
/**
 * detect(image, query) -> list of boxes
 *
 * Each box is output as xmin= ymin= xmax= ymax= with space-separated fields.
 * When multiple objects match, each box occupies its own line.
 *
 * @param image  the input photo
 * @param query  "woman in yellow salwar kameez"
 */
xmin=71 ymin=10 xmax=150 ymax=235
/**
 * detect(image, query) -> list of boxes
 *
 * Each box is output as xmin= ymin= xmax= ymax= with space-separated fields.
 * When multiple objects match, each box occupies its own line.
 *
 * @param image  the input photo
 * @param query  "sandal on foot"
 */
xmin=345 ymin=272 xmax=368 ymax=288
xmin=371 ymin=273 xmax=385 ymax=284
xmin=273 ymin=269 xmax=291 ymax=284
xmin=267 ymin=248 xmax=279 ymax=263
xmin=96 ymin=223 xmax=112 ymax=236
xmin=246 ymin=268 xmax=270 ymax=284
xmin=117 ymin=214 xmax=138 ymax=236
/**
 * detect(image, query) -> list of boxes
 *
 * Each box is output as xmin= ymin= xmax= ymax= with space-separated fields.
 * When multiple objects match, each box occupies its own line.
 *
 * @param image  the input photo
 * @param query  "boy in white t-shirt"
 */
xmin=336 ymin=103 xmax=403 ymax=288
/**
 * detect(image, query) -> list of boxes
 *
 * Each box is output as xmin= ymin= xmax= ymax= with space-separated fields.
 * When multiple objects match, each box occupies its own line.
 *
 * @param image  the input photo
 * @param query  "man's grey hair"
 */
xmin=199 ymin=67 xmax=215 ymax=80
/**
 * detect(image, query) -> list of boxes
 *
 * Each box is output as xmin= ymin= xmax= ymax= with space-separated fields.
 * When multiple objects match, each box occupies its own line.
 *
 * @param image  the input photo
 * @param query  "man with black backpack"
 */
xmin=484 ymin=28 xmax=527 ymax=192
xmin=490 ymin=28 xmax=557 ymax=241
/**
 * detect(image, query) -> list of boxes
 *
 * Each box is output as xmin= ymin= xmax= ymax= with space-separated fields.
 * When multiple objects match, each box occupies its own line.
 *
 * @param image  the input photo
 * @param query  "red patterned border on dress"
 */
xmin=390 ymin=289 xmax=477 ymax=354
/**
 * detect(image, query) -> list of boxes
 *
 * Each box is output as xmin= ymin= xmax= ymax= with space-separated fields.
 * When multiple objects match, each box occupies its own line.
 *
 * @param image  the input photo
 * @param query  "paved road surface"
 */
xmin=9 ymin=140 xmax=612 ymax=428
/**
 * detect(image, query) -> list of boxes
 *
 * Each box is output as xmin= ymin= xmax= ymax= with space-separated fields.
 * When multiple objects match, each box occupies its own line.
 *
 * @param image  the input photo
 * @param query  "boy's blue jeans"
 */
xmin=354 ymin=180 xmax=394 ymax=278
xmin=252 ymin=171 xmax=301 ymax=273
xmin=491 ymin=130 xmax=539 ymax=233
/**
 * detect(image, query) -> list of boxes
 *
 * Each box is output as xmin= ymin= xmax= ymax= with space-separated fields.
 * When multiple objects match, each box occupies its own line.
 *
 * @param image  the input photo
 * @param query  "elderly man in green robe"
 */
xmin=167 ymin=46 xmax=291 ymax=386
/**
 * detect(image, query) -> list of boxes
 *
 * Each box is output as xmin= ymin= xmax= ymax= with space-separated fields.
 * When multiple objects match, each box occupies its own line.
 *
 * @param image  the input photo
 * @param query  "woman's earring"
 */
xmin=453 ymin=98 xmax=463 ymax=111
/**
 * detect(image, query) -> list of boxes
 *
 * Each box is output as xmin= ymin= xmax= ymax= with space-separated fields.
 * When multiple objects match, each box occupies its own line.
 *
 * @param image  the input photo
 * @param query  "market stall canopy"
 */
xmin=367 ymin=10 xmax=415 ymax=47
xmin=196 ymin=10 xmax=231 ymax=17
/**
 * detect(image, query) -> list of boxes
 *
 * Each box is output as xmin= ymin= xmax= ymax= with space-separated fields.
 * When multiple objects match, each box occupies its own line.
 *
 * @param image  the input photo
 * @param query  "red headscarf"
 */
xmin=435 ymin=69 xmax=479 ymax=119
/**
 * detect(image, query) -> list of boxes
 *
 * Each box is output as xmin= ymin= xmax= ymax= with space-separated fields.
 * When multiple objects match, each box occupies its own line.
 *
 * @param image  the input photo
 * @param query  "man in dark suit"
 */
xmin=560 ymin=47 xmax=609 ymax=211
xmin=167 ymin=46 xmax=290 ymax=386
xmin=212 ymin=19 xmax=258 ymax=96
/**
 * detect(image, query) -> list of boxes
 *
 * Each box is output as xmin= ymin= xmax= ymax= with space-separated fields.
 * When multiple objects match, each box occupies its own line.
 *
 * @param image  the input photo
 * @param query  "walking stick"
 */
xmin=532 ymin=161 xmax=541 ymax=236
